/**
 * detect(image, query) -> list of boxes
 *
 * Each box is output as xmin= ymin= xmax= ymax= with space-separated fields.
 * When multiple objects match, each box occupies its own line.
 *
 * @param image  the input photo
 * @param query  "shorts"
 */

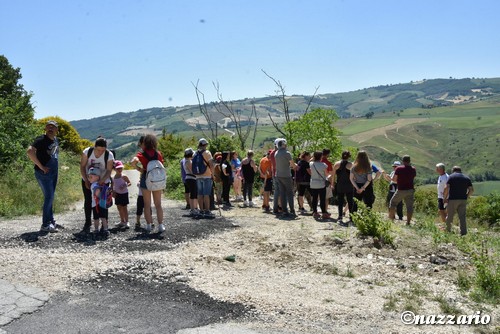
xmin=139 ymin=172 xmax=147 ymax=189
xmin=438 ymin=198 xmax=446 ymax=210
xmin=262 ymin=178 xmax=272 ymax=192
xmin=114 ymin=192 xmax=129 ymax=206
xmin=196 ymin=178 xmax=213 ymax=196
xmin=390 ymin=189 xmax=415 ymax=214
xmin=92 ymin=207 xmax=108 ymax=220
xmin=297 ymin=183 xmax=309 ymax=196
xmin=186 ymin=179 xmax=198 ymax=199
xmin=184 ymin=182 xmax=189 ymax=194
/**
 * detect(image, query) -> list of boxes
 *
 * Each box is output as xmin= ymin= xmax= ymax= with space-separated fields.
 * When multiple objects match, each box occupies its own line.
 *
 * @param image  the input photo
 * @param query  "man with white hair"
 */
xmin=435 ymin=163 xmax=449 ymax=223
xmin=274 ymin=138 xmax=297 ymax=218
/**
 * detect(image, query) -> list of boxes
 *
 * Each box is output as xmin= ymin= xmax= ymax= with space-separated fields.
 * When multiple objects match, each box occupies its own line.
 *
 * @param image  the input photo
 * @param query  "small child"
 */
xmin=88 ymin=167 xmax=110 ymax=237
xmin=135 ymin=182 xmax=152 ymax=230
xmin=113 ymin=160 xmax=131 ymax=229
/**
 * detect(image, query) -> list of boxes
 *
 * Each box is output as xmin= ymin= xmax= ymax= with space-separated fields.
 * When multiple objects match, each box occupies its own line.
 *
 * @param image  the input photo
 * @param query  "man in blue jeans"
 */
xmin=27 ymin=120 xmax=61 ymax=233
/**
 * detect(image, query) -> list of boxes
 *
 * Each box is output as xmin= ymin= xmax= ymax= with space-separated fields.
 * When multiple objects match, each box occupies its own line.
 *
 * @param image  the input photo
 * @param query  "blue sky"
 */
xmin=1 ymin=0 xmax=499 ymax=121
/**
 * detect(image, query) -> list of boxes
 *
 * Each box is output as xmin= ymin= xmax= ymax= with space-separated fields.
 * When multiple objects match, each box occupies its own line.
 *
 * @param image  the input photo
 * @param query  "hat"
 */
xmin=392 ymin=161 xmax=401 ymax=167
xmin=199 ymin=138 xmax=208 ymax=146
xmin=46 ymin=120 xmax=58 ymax=128
xmin=184 ymin=148 xmax=194 ymax=155
xmin=274 ymin=138 xmax=284 ymax=146
xmin=88 ymin=167 xmax=101 ymax=176
xmin=114 ymin=160 xmax=124 ymax=169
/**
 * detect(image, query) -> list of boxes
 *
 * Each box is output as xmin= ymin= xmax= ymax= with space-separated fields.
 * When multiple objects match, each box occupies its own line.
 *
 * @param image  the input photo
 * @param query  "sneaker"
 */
xmin=313 ymin=212 xmax=320 ymax=219
xmin=135 ymin=222 xmax=141 ymax=230
xmin=299 ymin=207 xmax=306 ymax=214
xmin=243 ymin=201 xmax=249 ymax=207
xmin=157 ymin=224 xmax=165 ymax=233
xmin=322 ymin=212 xmax=331 ymax=219
xmin=203 ymin=211 xmax=215 ymax=219
xmin=51 ymin=221 xmax=64 ymax=229
xmin=249 ymin=201 xmax=255 ymax=207
xmin=115 ymin=222 xmax=130 ymax=229
xmin=101 ymin=229 xmax=110 ymax=237
xmin=183 ymin=204 xmax=191 ymax=210
xmin=40 ymin=224 xmax=58 ymax=233
xmin=145 ymin=224 xmax=152 ymax=233
xmin=339 ymin=220 xmax=349 ymax=227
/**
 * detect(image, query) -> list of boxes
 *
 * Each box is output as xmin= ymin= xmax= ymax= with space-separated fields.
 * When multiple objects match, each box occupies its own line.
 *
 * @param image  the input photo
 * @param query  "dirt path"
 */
xmin=349 ymin=118 xmax=428 ymax=143
xmin=0 ymin=194 xmax=497 ymax=333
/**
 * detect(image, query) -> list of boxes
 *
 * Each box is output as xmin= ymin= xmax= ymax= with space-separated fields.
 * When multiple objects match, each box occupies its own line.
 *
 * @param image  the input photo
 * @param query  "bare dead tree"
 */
xmin=261 ymin=69 xmax=319 ymax=142
xmin=212 ymin=81 xmax=258 ymax=151
xmin=192 ymin=80 xmax=217 ymax=139
xmin=250 ymin=101 xmax=259 ymax=150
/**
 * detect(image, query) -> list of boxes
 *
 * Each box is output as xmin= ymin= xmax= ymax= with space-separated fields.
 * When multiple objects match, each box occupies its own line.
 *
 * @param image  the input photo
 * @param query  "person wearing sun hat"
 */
xmin=27 ymin=120 xmax=61 ymax=233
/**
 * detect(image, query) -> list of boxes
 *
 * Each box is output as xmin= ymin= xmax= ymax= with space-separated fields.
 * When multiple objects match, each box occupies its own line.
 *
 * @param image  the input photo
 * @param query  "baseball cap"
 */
xmin=184 ymin=148 xmax=194 ymax=155
xmin=392 ymin=161 xmax=401 ymax=167
xmin=46 ymin=120 xmax=58 ymax=128
xmin=199 ymin=138 xmax=208 ymax=146
xmin=114 ymin=160 xmax=124 ymax=169
xmin=88 ymin=167 xmax=101 ymax=176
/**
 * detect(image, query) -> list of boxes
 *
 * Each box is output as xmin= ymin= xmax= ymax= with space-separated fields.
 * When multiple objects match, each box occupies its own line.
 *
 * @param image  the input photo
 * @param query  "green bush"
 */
xmin=351 ymin=200 xmax=395 ymax=247
xmin=471 ymin=241 xmax=499 ymax=304
xmin=165 ymin=157 xmax=185 ymax=201
xmin=468 ymin=192 xmax=500 ymax=227
xmin=413 ymin=187 xmax=438 ymax=216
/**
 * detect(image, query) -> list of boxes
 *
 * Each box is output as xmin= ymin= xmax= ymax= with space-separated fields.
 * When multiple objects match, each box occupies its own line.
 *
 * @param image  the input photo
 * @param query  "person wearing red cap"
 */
xmin=113 ymin=160 xmax=131 ymax=229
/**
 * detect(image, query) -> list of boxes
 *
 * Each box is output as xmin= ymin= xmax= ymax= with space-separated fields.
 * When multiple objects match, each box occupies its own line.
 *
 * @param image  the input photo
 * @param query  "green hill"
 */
xmin=70 ymin=77 xmax=500 ymax=192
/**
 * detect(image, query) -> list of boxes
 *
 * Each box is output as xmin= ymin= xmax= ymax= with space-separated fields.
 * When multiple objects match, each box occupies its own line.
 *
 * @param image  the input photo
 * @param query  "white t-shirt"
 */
xmin=83 ymin=147 xmax=114 ymax=183
xmin=310 ymin=161 xmax=328 ymax=189
xmin=437 ymin=173 xmax=449 ymax=199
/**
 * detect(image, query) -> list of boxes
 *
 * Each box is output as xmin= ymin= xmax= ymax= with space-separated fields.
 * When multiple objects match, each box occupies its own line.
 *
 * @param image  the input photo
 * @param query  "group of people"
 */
xmin=28 ymin=122 xmax=474 ymax=237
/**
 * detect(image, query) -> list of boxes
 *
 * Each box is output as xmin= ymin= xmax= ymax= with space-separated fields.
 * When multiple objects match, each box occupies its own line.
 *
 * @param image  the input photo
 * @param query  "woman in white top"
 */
xmin=309 ymin=151 xmax=331 ymax=219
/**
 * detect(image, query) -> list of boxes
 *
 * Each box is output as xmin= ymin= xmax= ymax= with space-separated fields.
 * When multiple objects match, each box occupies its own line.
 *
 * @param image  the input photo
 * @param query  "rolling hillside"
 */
xmin=71 ymin=77 xmax=500 ymax=191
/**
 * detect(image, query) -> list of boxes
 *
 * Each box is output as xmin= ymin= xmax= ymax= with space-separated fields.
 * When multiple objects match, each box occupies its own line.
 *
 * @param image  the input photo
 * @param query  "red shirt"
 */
xmin=321 ymin=157 xmax=333 ymax=173
xmin=137 ymin=149 xmax=164 ymax=169
xmin=269 ymin=149 xmax=277 ymax=177
xmin=395 ymin=164 xmax=416 ymax=190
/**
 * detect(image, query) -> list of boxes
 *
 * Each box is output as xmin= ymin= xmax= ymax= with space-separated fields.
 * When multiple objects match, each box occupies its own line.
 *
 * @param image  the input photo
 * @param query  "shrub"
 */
xmin=413 ymin=187 xmax=438 ymax=216
xmin=351 ymin=200 xmax=395 ymax=247
xmin=471 ymin=241 xmax=500 ymax=304
xmin=468 ymin=192 xmax=500 ymax=227
xmin=165 ymin=157 xmax=185 ymax=201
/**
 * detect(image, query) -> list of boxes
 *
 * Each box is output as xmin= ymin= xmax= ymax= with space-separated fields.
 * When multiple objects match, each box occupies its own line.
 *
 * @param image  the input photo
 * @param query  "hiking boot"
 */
xmin=40 ymin=224 xmax=58 ymax=233
xmin=157 ymin=224 xmax=166 ymax=233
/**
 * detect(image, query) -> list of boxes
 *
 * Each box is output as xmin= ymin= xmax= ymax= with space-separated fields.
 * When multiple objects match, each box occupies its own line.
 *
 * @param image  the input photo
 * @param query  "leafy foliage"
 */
xmin=468 ymin=192 xmax=500 ymax=227
xmin=284 ymin=108 xmax=342 ymax=157
xmin=351 ymin=200 xmax=395 ymax=247
xmin=208 ymin=135 xmax=237 ymax=154
xmin=0 ymin=55 xmax=38 ymax=165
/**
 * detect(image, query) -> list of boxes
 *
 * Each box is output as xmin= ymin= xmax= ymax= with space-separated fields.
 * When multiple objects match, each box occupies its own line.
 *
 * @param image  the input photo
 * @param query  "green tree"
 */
xmin=208 ymin=135 xmax=236 ymax=154
xmin=0 ymin=55 xmax=38 ymax=165
xmin=283 ymin=108 xmax=342 ymax=157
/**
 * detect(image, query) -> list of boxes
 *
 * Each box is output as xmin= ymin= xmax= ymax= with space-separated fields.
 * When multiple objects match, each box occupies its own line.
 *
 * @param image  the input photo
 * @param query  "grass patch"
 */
xmin=383 ymin=282 xmax=429 ymax=313
xmin=0 ymin=152 xmax=82 ymax=217
xmin=433 ymin=293 xmax=462 ymax=315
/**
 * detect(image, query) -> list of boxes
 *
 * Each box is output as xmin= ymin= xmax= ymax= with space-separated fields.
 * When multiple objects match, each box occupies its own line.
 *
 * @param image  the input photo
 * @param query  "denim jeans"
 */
xmin=35 ymin=158 xmax=58 ymax=226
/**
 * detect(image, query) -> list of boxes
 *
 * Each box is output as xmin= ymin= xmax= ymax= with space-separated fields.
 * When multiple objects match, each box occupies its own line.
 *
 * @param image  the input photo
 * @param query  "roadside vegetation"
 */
xmin=1 ymin=54 xmax=498 ymax=312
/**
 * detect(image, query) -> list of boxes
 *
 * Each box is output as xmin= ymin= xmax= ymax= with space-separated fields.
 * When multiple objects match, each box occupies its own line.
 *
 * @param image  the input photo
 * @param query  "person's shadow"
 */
xmin=20 ymin=231 xmax=46 ymax=243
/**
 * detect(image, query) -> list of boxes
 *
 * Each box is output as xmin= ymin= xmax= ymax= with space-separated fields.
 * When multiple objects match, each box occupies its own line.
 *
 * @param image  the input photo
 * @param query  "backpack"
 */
xmin=143 ymin=151 xmax=166 ymax=191
xmin=213 ymin=163 xmax=222 ymax=183
xmin=192 ymin=150 xmax=208 ymax=175
xmin=99 ymin=184 xmax=113 ymax=209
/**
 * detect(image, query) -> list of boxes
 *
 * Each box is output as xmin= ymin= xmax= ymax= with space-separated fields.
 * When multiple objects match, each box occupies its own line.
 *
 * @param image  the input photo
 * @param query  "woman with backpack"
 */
xmin=79 ymin=137 xmax=115 ymax=235
xmin=131 ymin=134 xmax=165 ymax=233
